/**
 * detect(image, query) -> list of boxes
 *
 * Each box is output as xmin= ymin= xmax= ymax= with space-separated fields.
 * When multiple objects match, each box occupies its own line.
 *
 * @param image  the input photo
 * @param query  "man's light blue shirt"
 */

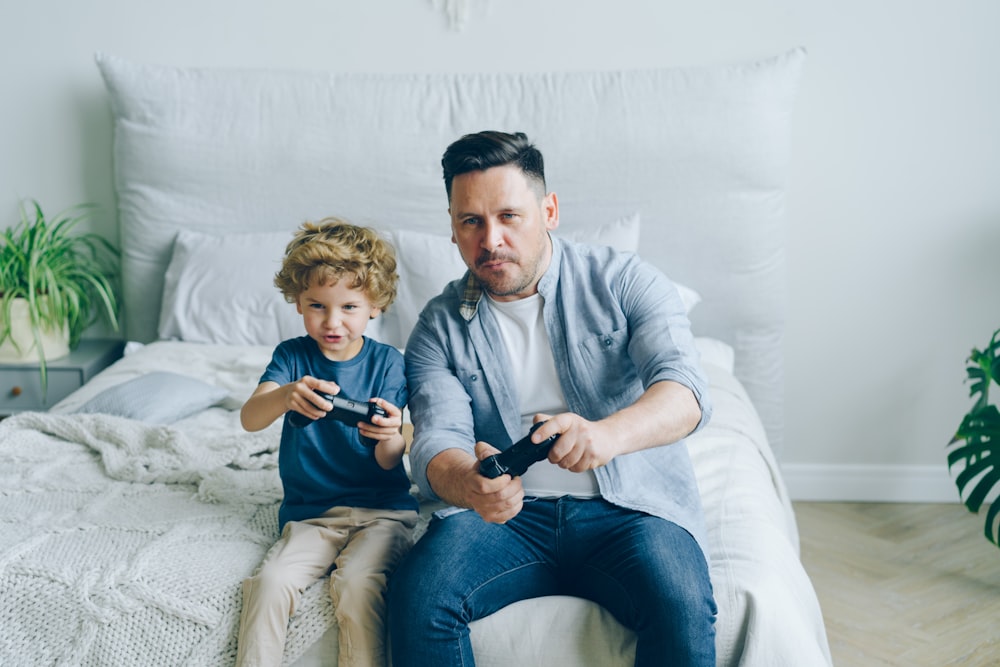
xmin=404 ymin=235 xmax=711 ymax=553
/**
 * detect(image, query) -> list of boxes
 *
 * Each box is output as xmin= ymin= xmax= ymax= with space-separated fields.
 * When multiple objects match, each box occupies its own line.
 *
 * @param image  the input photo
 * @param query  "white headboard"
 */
xmin=97 ymin=49 xmax=804 ymax=452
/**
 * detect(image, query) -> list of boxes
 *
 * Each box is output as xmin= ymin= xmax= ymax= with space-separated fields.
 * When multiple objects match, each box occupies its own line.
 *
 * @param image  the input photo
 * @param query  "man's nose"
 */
xmin=481 ymin=220 xmax=503 ymax=250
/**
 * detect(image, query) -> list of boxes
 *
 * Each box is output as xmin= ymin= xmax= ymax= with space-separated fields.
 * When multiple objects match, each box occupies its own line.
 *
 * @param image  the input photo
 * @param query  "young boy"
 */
xmin=236 ymin=219 xmax=418 ymax=667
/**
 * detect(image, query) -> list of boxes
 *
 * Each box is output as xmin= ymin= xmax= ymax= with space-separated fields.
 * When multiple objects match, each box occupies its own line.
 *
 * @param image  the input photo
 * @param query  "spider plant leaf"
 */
xmin=1 ymin=199 xmax=121 ymax=400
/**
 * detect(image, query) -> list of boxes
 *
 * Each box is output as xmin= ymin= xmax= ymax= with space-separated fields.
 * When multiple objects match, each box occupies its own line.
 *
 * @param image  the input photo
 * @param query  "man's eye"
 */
xmin=462 ymin=217 xmax=481 ymax=226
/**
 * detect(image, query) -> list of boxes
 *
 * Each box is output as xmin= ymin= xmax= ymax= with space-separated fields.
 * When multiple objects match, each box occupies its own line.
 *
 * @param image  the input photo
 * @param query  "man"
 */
xmin=388 ymin=130 xmax=716 ymax=666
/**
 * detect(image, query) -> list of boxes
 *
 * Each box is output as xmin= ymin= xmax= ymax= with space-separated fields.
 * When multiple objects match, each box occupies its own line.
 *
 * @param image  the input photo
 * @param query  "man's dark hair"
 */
xmin=441 ymin=130 xmax=546 ymax=201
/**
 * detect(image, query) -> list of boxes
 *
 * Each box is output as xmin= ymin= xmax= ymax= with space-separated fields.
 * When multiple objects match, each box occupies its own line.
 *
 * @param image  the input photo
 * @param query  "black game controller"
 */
xmin=479 ymin=421 xmax=560 ymax=479
xmin=287 ymin=391 xmax=387 ymax=430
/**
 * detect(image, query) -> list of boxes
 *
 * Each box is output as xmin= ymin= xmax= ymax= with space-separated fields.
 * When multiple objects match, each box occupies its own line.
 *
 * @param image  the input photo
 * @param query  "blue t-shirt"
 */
xmin=260 ymin=335 xmax=417 ymax=527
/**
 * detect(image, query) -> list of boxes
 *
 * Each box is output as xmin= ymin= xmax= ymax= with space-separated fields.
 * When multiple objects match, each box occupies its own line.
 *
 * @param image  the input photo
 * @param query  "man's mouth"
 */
xmin=477 ymin=253 xmax=517 ymax=269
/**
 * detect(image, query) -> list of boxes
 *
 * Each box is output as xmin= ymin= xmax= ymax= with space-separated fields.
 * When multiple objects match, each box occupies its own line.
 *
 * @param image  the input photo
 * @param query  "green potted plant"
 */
xmin=949 ymin=327 xmax=1000 ymax=547
xmin=0 ymin=199 xmax=120 ymax=395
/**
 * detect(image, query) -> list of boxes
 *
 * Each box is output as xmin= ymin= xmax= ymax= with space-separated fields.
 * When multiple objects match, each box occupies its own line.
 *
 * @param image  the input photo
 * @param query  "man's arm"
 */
xmin=425 ymin=444 xmax=526 ymax=523
xmin=530 ymin=379 xmax=701 ymax=473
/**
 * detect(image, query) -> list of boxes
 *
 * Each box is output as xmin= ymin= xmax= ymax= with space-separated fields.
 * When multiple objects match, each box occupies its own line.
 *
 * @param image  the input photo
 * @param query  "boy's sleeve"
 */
xmin=259 ymin=341 xmax=294 ymax=386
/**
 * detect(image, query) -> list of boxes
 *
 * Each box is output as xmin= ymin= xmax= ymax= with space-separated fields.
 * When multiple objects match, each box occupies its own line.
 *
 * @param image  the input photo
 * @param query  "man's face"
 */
xmin=448 ymin=165 xmax=559 ymax=301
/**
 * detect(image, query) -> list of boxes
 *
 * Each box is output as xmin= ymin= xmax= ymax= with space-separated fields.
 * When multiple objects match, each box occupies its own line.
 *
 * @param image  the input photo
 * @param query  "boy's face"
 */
xmin=296 ymin=276 xmax=380 ymax=361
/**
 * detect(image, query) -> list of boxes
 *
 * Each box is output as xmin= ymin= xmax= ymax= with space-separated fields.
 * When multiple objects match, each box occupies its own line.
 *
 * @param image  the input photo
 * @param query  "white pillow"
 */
xmin=559 ymin=212 xmax=702 ymax=313
xmin=157 ymin=228 xmax=387 ymax=346
xmin=694 ymin=337 xmax=735 ymax=374
xmin=557 ymin=211 xmax=642 ymax=252
xmin=158 ymin=215 xmax=699 ymax=351
xmin=75 ymin=371 xmax=228 ymax=424
xmin=377 ymin=228 xmax=468 ymax=349
xmin=380 ymin=212 xmax=701 ymax=349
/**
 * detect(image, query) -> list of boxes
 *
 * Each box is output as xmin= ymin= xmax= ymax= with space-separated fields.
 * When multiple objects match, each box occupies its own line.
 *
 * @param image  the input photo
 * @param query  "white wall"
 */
xmin=2 ymin=0 xmax=998 ymax=500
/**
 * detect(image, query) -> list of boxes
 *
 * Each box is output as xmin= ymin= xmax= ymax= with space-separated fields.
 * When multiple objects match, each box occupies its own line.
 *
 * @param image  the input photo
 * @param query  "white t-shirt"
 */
xmin=486 ymin=293 xmax=600 ymax=498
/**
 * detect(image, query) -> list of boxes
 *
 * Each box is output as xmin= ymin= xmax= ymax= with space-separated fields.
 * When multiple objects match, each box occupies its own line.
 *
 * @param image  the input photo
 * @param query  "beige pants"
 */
xmin=236 ymin=506 xmax=418 ymax=667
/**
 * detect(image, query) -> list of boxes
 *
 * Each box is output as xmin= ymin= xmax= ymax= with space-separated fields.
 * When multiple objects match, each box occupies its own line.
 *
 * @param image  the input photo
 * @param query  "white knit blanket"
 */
xmin=0 ymin=411 xmax=334 ymax=667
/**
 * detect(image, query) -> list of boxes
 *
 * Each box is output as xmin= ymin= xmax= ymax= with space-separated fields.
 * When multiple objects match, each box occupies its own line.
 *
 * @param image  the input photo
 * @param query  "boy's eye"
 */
xmin=343 ymin=304 xmax=357 ymax=311
xmin=309 ymin=303 xmax=325 ymax=310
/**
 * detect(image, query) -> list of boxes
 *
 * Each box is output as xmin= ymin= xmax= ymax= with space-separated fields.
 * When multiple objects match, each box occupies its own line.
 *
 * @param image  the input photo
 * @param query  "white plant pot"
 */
xmin=0 ymin=298 xmax=70 ymax=362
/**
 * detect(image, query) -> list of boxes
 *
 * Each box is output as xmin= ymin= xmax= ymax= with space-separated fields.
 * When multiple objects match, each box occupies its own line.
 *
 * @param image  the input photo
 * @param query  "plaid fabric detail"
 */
xmin=459 ymin=273 xmax=482 ymax=321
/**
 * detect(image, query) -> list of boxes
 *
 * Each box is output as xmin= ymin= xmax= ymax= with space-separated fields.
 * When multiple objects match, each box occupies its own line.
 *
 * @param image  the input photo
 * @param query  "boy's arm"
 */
xmin=240 ymin=377 xmax=339 ymax=432
xmin=372 ymin=430 xmax=407 ymax=471
xmin=240 ymin=381 xmax=288 ymax=431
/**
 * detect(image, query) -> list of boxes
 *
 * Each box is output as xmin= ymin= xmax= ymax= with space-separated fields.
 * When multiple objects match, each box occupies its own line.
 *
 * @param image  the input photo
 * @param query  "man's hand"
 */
xmin=529 ymin=380 xmax=702 ymax=470
xmin=426 ymin=445 xmax=525 ymax=524
xmin=530 ymin=413 xmax=620 ymax=473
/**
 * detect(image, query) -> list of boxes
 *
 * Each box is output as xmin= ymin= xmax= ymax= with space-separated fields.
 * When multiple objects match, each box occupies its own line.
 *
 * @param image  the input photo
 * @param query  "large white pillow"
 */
xmin=99 ymin=50 xmax=803 ymax=449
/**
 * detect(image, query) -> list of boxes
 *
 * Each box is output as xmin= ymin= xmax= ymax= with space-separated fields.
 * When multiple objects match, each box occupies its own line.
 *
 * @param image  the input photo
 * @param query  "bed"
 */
xmin=0 ymin=48 xmax=832 ymax=666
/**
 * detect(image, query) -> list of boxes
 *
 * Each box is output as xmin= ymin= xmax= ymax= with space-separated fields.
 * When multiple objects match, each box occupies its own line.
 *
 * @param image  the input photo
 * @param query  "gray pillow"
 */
xmin=75 ymin=371 xmax=228 ymax=424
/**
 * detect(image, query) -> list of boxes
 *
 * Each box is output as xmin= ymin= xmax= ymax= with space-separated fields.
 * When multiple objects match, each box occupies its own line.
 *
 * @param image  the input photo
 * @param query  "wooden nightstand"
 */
xmin=0 ymin=338 xmax=125 ymax=416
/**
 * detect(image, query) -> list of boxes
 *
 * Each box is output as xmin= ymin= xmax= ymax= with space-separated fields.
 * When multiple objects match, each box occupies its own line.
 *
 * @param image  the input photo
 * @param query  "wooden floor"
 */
xmin=794 ymin=502 xmax=1000 ymax=666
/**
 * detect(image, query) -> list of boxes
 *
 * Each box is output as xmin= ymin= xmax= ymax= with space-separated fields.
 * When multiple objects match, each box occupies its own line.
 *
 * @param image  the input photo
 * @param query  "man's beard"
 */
xmin=474 ymin=251 xmax=535 ymax=298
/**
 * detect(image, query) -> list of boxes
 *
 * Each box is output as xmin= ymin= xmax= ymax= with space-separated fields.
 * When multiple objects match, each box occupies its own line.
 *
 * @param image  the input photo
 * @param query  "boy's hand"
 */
xmin=289 ymin=376 xmax=341 ymax=421
xmin=357 ymin=397 xmax=402 ymax=443
xmin=363 ymin=398 xmax=410 ymax=470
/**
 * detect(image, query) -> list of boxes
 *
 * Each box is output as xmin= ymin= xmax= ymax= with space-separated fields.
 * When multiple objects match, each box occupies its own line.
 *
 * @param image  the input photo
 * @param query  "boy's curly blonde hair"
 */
xmin=274 ymin=218 xmax=398 ymax=311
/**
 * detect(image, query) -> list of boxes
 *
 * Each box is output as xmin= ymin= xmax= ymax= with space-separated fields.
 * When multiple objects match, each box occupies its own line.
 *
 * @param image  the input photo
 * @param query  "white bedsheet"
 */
xmin=1 ymin=341 xmax=830 ymax=666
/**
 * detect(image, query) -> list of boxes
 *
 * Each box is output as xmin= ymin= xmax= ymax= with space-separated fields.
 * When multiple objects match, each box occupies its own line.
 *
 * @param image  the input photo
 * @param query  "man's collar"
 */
xmin=458 ymin=273 xmax=482 ymax=322
xmin=457 ymin=234 xmax=561 ymax=322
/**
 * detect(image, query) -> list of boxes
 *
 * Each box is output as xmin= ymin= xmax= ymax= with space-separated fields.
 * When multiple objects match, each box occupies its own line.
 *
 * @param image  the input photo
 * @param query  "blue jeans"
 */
xmin=388 ymin=497 xmax=716 ymax=666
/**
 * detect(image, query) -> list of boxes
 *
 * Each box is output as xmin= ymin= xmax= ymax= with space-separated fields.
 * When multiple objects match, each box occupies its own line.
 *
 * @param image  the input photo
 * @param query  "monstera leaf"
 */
xmin=949 ymin=327 xmax=1000 ymax=546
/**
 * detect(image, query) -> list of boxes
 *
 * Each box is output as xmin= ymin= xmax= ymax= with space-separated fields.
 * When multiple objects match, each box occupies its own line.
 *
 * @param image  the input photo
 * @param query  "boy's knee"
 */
xmin=332 ymin=568 xmax=388 ymax=607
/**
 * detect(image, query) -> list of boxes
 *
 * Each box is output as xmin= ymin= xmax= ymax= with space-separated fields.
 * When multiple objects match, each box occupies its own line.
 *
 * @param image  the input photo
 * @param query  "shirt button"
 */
xmin=604 ymin=338 xmax=613 ymax=346
xmin=471 ymin=374 xmax=478 ymax=381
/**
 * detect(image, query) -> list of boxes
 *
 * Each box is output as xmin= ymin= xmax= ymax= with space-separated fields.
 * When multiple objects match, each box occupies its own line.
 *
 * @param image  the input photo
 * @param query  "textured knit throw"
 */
xmin=0 ymin=412 xmax=334 ymax=666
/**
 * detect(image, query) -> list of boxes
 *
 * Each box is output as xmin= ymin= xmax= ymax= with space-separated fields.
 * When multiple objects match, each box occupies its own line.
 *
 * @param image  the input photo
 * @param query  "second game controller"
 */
xmin=479 ymin=421 xmax=560 ymax=479
xmin=288 ymin=391 xmax=388 ymax=430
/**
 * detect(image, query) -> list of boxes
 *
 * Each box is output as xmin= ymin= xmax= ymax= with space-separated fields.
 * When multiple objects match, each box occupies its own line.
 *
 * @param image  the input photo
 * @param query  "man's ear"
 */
xmin=544 ymin=191 xmax=559 ymax=231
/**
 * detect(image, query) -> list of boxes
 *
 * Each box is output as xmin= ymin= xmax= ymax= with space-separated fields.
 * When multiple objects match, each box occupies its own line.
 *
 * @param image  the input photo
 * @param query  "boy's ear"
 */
xmin=370 ymin=307 xmax=382 ymax=319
